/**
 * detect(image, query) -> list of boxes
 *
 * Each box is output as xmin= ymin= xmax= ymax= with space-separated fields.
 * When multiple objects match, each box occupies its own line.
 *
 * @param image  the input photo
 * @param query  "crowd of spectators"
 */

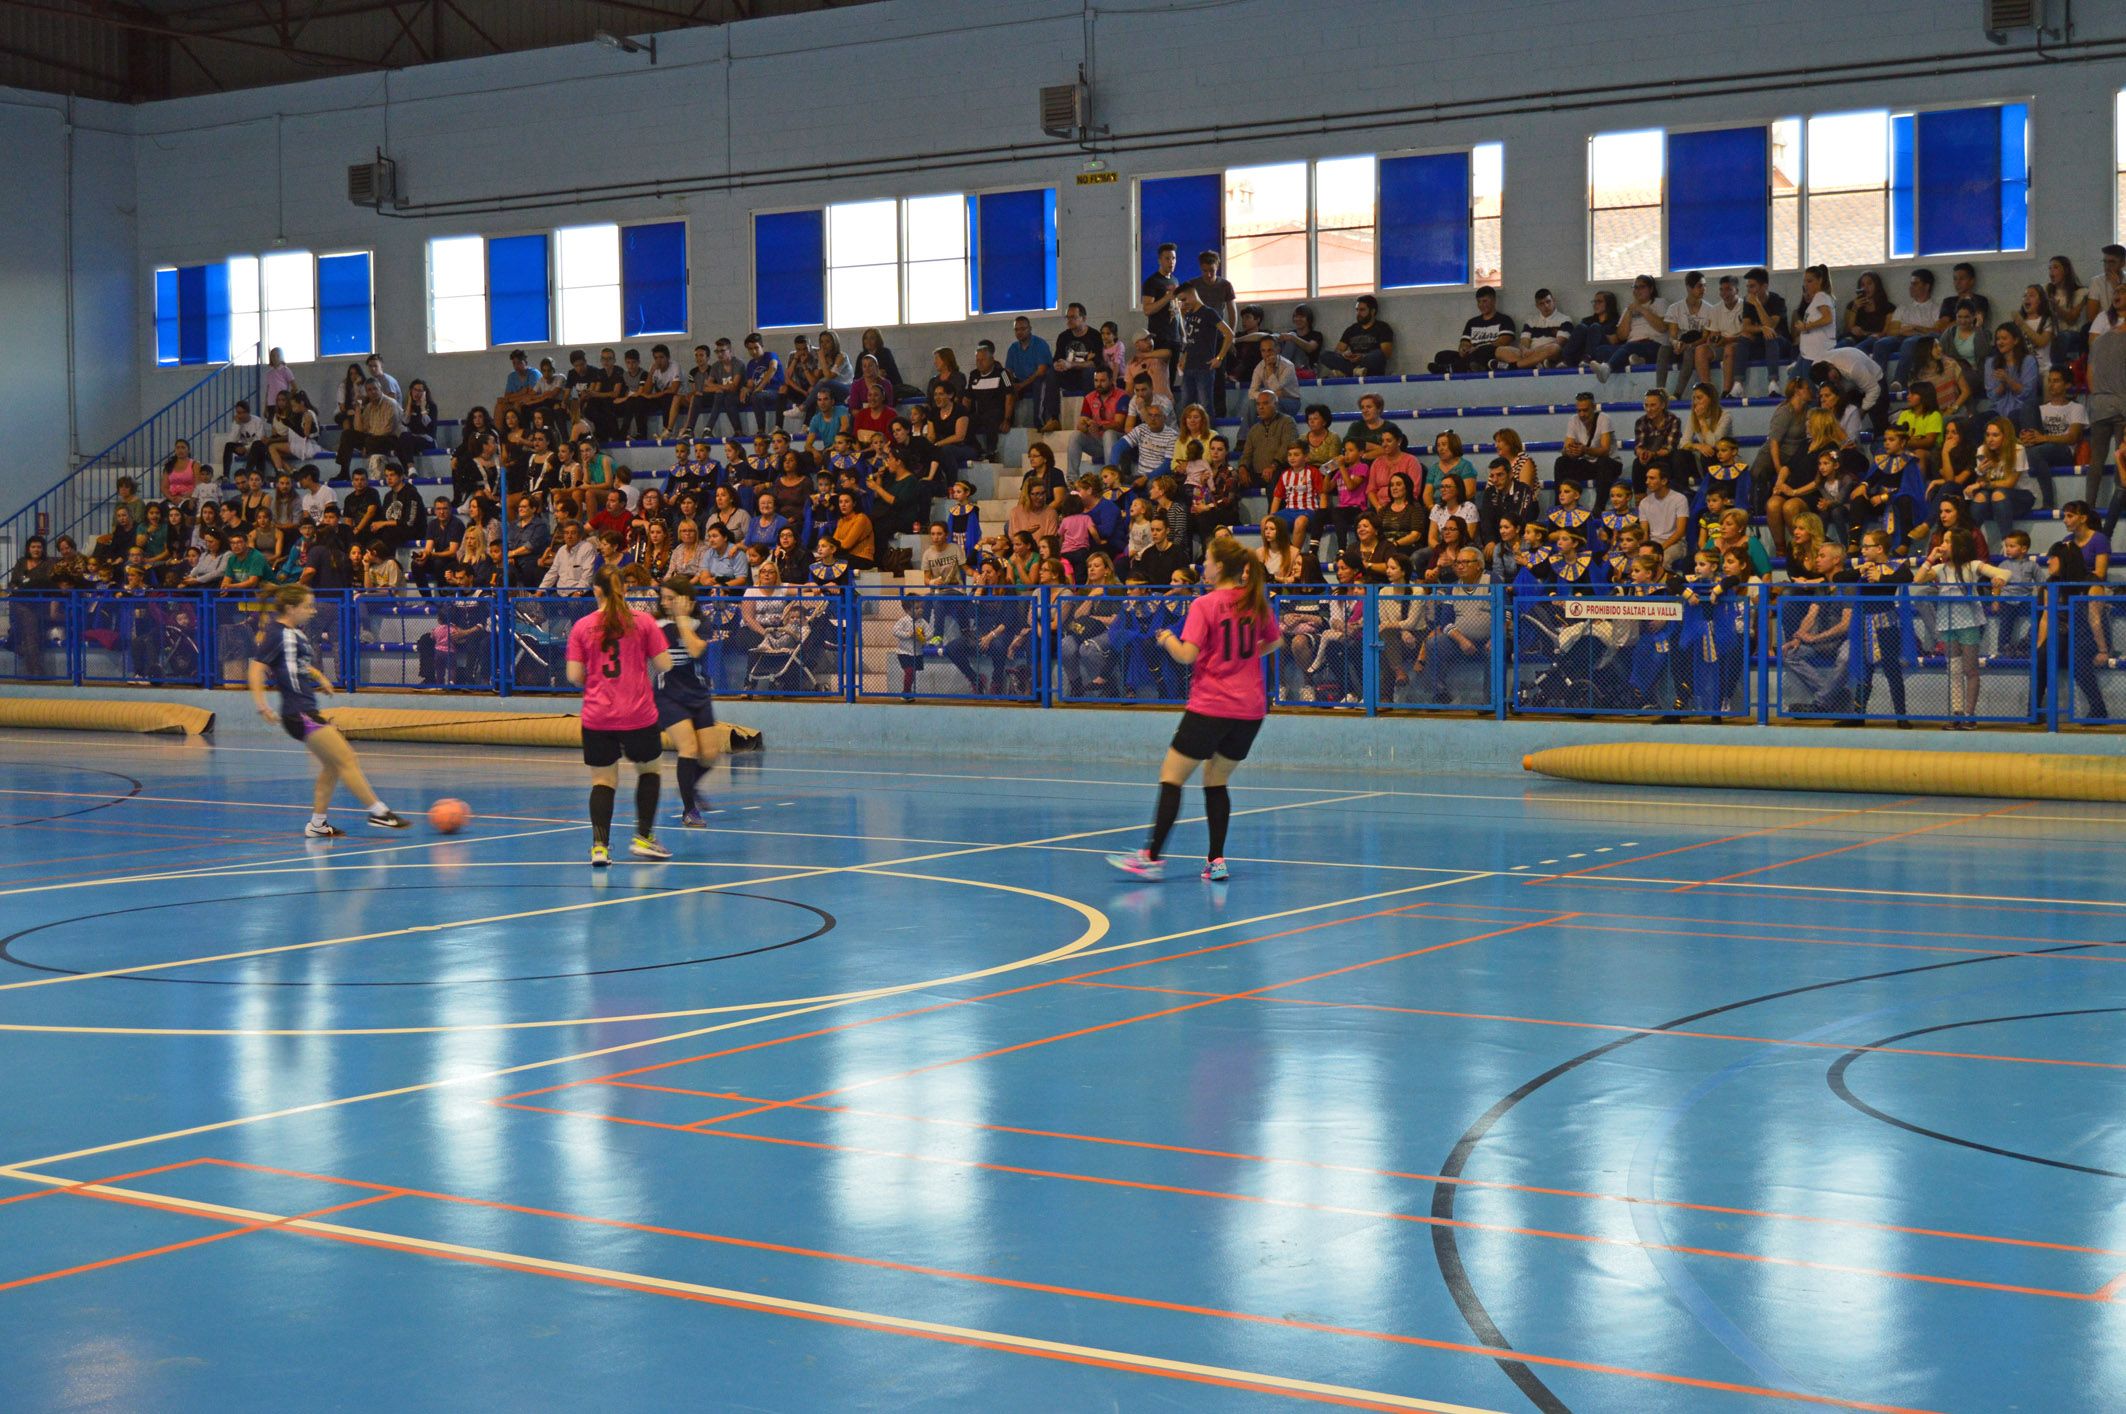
xmin=6 ymin=241 xmax=2123 ymax=712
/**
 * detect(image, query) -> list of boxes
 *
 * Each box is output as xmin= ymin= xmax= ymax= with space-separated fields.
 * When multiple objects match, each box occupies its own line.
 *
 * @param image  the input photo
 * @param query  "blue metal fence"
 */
xmin=4 ymin=583 xmax=2123 ymax=728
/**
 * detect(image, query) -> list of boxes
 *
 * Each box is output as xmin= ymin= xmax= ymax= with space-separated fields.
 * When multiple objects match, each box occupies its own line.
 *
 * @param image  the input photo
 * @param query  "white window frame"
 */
xmin=426 ymin=234 xmax=489 ymax=355
xmin=555 ymin=222 xmax=622 ymax=345
xmin=1586 ymin=129 xmax=1665 ymax=283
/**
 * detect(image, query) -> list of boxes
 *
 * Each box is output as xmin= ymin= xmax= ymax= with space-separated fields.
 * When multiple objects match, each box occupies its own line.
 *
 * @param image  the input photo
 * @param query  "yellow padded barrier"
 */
xmin=1523 ymin=742 xmax=2126 ymax=803
xmin=0 ymin=697 xmax=213 ymax=736
xmin=322 ymin=707 xmax=758 ymax=753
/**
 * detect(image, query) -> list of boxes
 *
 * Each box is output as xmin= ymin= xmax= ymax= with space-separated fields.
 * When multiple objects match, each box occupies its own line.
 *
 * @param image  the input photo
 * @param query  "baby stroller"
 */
xmin=745 ymin=600 xmax=827 ymax=694
xmin=508 ymin=601 xmax=567 ymax=689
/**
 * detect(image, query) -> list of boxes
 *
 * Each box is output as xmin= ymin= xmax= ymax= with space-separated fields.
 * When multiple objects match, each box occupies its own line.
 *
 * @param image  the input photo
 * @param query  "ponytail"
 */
xmin=1205 ymin=532 xmax=1270 ymax=627
xmin=267 ymin=583 xmax=311 ymax=617
xmin=594 ymin=567 xmax=634 ymax=647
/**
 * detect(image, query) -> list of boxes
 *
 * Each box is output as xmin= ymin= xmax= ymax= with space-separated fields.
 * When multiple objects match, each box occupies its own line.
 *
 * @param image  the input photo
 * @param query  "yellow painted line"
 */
xmin=0 ymin=1170 xmax=1502 ymax=1414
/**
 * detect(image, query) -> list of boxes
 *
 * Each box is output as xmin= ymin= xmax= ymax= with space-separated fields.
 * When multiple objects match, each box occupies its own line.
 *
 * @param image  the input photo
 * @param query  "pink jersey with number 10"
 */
xmin=1180 ymin=587 xmax=1280 ymax=720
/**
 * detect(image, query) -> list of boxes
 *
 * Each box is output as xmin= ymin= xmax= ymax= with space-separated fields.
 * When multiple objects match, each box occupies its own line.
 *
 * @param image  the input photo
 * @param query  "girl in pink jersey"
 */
xmin=1108 ymin=533 xmax=1282 ymax=881
xmin=566 ymin=568 xmax=675 ymax=866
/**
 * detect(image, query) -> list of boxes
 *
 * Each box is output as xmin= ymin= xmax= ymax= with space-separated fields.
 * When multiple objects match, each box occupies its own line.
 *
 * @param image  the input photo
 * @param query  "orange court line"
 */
xmin=499 ymin=901 xmax=1449 ymax=1104
xmin=1403 ymin=905 xmax=2126 ymax=953
xmin=498 ymin=1098 xmax=2110 ymax=1306
xmin=597 ymin=1080 xmax=2126 ymax=1261
xmin=0 ymin=1191 xmax=398 ymax=1296
xmin=2097 ymin=1271 xmax=2126 ymax=1301
xmin=187 ymin=1157 xmax=1940 ymax=1412
xmin=674 ymin=917 xmax=1572 ymax=1129
xmin=1676 ymin=800 xmax=2038 ymax=892
xmin=1066 ymin=981 xmax=2126 ymax=1072
xmin=1526 ymin=797 xmax=1928 ymax=884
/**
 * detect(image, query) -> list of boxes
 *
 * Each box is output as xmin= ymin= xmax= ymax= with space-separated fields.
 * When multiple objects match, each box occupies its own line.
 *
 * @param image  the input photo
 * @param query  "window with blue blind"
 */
xmin=487 ymin=234 xmax=551 ymax=346
xmin=621 ymin=221 xmax=689 ymax=336
xmin=1137 ymin=174 xmax=1221 ymax=279
xmin=1666 ymin=127 xmax=1769 ymax=271
xmin=1379 ymin=153 xmax=1471 ymax=288
xmin=316 ymin=252 xmax=373 ymax=357
xmin=1915 ymin=103 xmax=2027 ymax=255
xmin=156 ymin=262 xmax=232 ymax=367
xmin=754 ymin=210 xmax=826 ymax=329
xmin=970 ymin=189 xmax=1058 ymax=315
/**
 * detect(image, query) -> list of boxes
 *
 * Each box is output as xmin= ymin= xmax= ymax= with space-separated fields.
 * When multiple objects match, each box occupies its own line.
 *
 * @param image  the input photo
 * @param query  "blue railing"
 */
xmin=2 ymin=583 xmax=2121 ymax=729
xmin=0 ymin=364 xmax=261 ymax=573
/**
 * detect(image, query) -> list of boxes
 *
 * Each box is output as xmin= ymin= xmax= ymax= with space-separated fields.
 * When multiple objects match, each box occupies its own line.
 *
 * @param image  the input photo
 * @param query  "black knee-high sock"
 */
xmin=1203 ymin=785 xmax=1231 ymax=861
xmin=589 ymin=784 xmax=615 ymax=847
xmin=676 ymin=757 xmax=702 ymax=813
xmin=1145 ymin=782 xmax=1183 ymax=860
xmin=635 ymin=771 xmax=661 ymax=836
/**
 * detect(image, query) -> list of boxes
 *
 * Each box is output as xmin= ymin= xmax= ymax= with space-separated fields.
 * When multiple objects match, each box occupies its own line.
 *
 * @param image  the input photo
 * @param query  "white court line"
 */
xmin=1577 ymin=873 xmax=2126 ymax=910
xmin=0 ymin=792 xmax=1384 ymax=993
xmin=0 ymin=1173 xmax=1503 ymax=1414
xmin=0 ymin=869 xmax=1484 ymax=1172
xmin=7 ymin=729 xmax=2125 ymax=822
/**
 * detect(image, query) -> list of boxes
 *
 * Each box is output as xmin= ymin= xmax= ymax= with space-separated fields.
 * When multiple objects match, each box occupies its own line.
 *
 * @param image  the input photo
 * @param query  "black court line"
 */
xmin=1828 ymin=1007 xmax=2126 ymax=1181
xmin=0 ymin=883 xmax=836 ymax=987
xmin=0 ymin=765 xmax=143 ymax=829
xmin=1429 ymin=939 xmax=2113 ymax=1414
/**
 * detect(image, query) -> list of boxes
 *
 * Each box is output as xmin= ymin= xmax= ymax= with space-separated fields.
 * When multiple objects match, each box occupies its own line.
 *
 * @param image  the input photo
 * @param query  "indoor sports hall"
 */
xmin=2 ymin=2 xmax=2124 ymax=1413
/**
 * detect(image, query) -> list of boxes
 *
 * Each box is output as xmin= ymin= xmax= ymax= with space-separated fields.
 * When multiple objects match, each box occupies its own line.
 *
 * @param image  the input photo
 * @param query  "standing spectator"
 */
xmin=1602 ymin=275 xmax=1669 ymax=379
xmin=263 ymin=347 xmax=297 ymax=409
xmin=740 ymin=334 xmax=784 ymax=434
xmin=1004 ymin=316 xmax=1055 ymax=430
xmin=1173 ymin=286 xmax=1233 ymax=417
xmin=1788 ymin=264 xmax=1837 ymax=386
xmin=964 ymin=342 xmax=1011 ymax=457
xmin=2085 ymin=283 xmax=2126 ymax=508
xmin=1185 ymin=249 xmax=1239 ymax=332
xmin=1701 ymin=274 xmax=1747 ymax=397
xmin=1320 ymin=295 xmax=1394 ymax=375
xmin=1428 ymin=286 xmax=1517 ymax=374
xmin=1050 ymin=304 xmax=1101 ymax=430
xmin=1141 ymin=242 xmax=1183 ymax=361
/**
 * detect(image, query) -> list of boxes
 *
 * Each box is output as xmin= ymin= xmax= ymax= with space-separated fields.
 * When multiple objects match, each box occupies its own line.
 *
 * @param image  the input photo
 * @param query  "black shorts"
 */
xmin=282 ymin=710 xmax=328 ymax=743
xmin=581 ymin=724 xmax=664 ymax=768
xmin=655 ymin=692 xmax=716 ymax=732
xmin=1170 ymin=710 xmax=1264 ymax=764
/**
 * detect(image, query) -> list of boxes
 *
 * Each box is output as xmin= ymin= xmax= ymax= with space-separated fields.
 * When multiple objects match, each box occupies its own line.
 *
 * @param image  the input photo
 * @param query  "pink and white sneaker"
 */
xmin=1105 ymin=849 xmax=1166 ymax=880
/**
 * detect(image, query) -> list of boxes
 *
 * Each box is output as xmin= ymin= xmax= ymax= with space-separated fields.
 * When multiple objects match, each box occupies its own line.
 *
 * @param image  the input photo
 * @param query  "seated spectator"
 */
xmin=1494 ymin=289 xmax=1575 ymax=368
xmin=1408 ymin=548 xmax=1494 ymax=704
xmin=340 ymin=466 xmax=382 ymax=544
xmin=1341 ymin=394 xmax=1402 ymax=461
xmin=1048 ymin=303 xmax=1101 ymax=423
xmin=2019 ymin=366 xmax=2086 ymax=501
xmin=160 ymin=439 xmax=203 ymax=505
xmin=296 ymin=465 xmax=337 ymax=522
xmin=1984 ymin=324 xmax=2041 ymax=429
xmin=398 ymin=379 xmax=439 ymax=466
xmin=496 ymin=350 xmax=540 ymax=418
xmin=1556 ymin=391 xmax=1621 ymax=502
xmin=1656 ymin=271 xmax=1719 ymax=398
xmin=1066 ymin=366 xmax=1128 ymax=477
xmin=337 ymin=378 xmax=403 ymax=478
xmin=829 ymin=490 xmax=875 ymax=569
xmin=1247 ymin=335 xmax=1300 ymax=415
xmin=1429 ymin=286 xmax=1516 ymax=373
xmin=701 ymin=521 xmax=750 ymax=586
xmin=223 ymin=404 xmax=269 ymax=476
xmin=814 ymin=331 xmax=852 ymax=406
xmin=1278 ymin=302 xmax=1324 ymax=373
xmin=1320 ymin=295 xmax=1394 ymax=375
xmin=964 ymin=342 xmax=1011 ymax=456
xmin=1939 ymin=296 xmax=1987 ymax=372
xmin=2014 ymin=284 xmax=2058 ymax=365
xmin=1874 ymin=268 xmax=1941 ymax=381
xmin=539 ymin=519 xmax=597 ymax=592
xmin=1602 ymin=275 xmax=1669 ymax=378
xmin=739 ymin=334 xmax=784 ymax=434
xmin=410 ymin=497 xmax=462 ymax=588
xmin=1576 ymin=290 xmax=1622 ymax=370
xmin=1843 ymin=270 xmax=1894 ymax=356
xmin=1736 ymin=267 xmax=1791 ymax=371
xmin=1630 ymin=388 xmax=1682 ymax=494
xmin=1118 ymin=399 xmax=1178 ymax=479
xmin=1937 ymin=261 xmax=1993 ymax=336
xmin=1005 ymin=316 xmax=1056 ymax=430
xmin=1637 ymin=466 xmax=1691 ymax=568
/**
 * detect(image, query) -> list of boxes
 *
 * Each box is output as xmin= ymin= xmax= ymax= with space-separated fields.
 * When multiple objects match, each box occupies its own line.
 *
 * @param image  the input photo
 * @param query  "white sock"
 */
xmin=310 ymin=812 xmax=328 ymax=827
xmin=368 ymin=801 xmax=390 ymax=816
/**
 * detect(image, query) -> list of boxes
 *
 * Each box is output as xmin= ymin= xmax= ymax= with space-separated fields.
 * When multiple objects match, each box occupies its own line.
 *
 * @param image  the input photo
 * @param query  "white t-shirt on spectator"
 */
xmin=2091 ymin=309 xmax=2126 ymax=338
xmin=1665 ymin=297 xmax=1716 ymax=337
xmin=300 ymin=485 xmax=338 ymax=519
xmin=1796 ymin=292 xmax=1836 ymax=358
xmin=1637 ymin=488 xmax=1689 ymax=543
xmin=1891 ymin=298 xmax=1936 ymax=334
xmin=1618 ymin=304 xmax=1669 ymax=347
xmin=1816 ymin=346 xmax=1882 ymax=410
xmin=1565 ymin=412 xmax=1614 ymax=450
xmin=1704 ymin=299 xmax=1743 ymax=337
xmin=2037 ymin=398 xmax=2088 ymax=439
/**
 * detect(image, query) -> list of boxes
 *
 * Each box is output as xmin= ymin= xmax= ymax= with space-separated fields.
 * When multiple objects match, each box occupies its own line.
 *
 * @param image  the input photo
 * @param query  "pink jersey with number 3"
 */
xmin=567 ymin=607 xmax=665 ymax=731
xmin=1181 ymin=588 xmax=1279 ymax=720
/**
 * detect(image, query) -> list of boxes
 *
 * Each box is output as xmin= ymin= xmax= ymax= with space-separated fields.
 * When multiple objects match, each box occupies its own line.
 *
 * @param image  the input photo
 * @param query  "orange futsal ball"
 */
xmin=428 ymin=798 xmax=471 ymax=834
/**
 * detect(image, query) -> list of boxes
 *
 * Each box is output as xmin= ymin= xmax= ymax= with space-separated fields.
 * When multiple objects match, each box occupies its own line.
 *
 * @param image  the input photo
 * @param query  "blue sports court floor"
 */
xmin=0 ymin=726 xmax=2120 ymax=1414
